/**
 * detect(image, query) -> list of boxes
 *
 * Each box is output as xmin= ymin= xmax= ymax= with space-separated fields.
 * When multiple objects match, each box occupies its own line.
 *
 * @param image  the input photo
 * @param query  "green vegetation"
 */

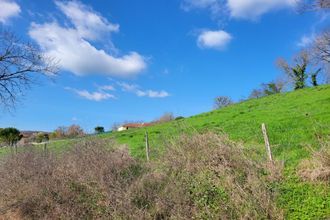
xmin=1 ymin=85 xmax=329 ymax=219
xmin=98 ymin=85 xmax=330 ymax=219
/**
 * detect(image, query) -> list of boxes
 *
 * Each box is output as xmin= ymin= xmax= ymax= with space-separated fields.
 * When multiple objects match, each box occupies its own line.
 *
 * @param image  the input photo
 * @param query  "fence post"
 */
xmin=145 ymin=131 xmax=150 ymax=162
xmin=43 ymin=143 xmax=48 ymax=156
xmin=261 ymin=123 xmax=273 ymax=163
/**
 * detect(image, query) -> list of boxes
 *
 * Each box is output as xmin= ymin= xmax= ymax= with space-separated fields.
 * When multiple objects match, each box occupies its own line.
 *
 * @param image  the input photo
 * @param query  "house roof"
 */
xmin=121 ymin=123 xmax=152 ymax=128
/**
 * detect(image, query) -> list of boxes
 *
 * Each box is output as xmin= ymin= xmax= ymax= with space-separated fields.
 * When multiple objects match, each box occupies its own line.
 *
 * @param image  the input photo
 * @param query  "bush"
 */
xmin=129 ymin=133 xmax=283 ymax=219
xmin=0 ymin=139 xmax=142 ymax=219
xmin=298 ymin=139 xmax=330 ymax=182
xmin=0 ymin=133 xmax=282 ymax=219
xmin=94 ymin=126 xmax=105 ymax=134
xmin=175 ymin=116 xmax=185 ymax=120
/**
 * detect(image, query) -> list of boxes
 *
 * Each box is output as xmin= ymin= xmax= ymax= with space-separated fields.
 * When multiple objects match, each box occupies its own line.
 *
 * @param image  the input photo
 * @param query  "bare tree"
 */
xmin=154 ymin=112 xmax=175 ymax=123
xmin=277 ymin=51 xmax=321 ymax=89
xmin=0 ymin=30 xmax=58 ymax=109
xmin=214 ymin=96 xmax=233 ymax=109
xmin=299 ymin=0 xmax=330 ymax=11
xmin=67 ymin=124 xmax=85 ymax=138
xmin=311 ymin=30 xmax=330 ymax=64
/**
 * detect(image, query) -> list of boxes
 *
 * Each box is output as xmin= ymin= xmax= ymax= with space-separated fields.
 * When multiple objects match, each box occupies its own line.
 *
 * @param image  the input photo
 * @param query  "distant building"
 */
xmin=117 ymin=123 xmax=152 ymax=131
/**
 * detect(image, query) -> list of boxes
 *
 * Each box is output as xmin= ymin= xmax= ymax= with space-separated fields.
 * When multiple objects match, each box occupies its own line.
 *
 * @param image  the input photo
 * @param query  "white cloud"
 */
xmin=29 ymin=1 xmax=146 ymax=77
xmin=197 ymin=30 xmax=232 ymax=50
xmin=136 ymin=90 xmax=170 ymax=98
xmin=55 ymin=1 xmax=119 ymax=40
xmin=66 ymin=87 xmax=115 ymax=101
xmin=182 ymin=0 xmax=298 ymax=20
xmin=227 ymin=0 xmax=297 ymax=19
xmin=117 ymin=82 xmax=170 ymax=98
xmin=0 ymin=0 xmax=21 ymax=24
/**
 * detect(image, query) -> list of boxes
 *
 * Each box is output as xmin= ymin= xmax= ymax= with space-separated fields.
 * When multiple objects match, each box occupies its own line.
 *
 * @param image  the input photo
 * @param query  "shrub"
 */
xmin=298 ymin=139 xmax=330 ymax=182
xmin=94 ymin=126 xmax=105 ymax=134
xmin=0 ymin=127 xmax=22 ymax=146
xmin=0 ymin=139 xmax=142 ymax=219
xmin=128 ymin=133 xmax=283 ymax=219
xmin=175 ymin=116 xmax=185 ymax=120
xmin=0 ymin=133 xmax=283 ymax=219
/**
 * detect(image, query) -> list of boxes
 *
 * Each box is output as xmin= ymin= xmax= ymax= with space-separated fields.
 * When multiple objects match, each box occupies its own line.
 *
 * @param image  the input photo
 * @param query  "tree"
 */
xmin=277 ymin=51 xmax=315 ymax=90
xmin=0 ymin=30 xmax=58 ymax=109
xmin=52 ymin=126 xmax=67 ymax=139
xmin=214 ymin=96 xmax=233 ymax=109
xmin=309 ymin=30 xmax=330 ymax=83
xmin=95 ymin=126 xmax=105 ymax=134
xmin=155 ymin=112 xmax=175 ymax=123
xmin=67 ymin=125 xmax=85 ymax=138
xmin=0 ymin=127 xmax=22 ymax=146
xmin=35 ymin=132 xmax=49 ymax=143
xmin=249 ymin=89 xmax=264 ymax=99
xmin=261 ymin=81 xmax=284 ymax=96
xmin=311 ymin=68 xmax=322 ymax=86
xmin=299 ymin=0 xmax=330 ymax=11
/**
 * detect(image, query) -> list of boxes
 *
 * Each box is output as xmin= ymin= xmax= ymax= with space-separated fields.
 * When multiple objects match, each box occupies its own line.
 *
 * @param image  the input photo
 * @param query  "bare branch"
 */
xmin=0 ymin=30 xmax=58 ymax=110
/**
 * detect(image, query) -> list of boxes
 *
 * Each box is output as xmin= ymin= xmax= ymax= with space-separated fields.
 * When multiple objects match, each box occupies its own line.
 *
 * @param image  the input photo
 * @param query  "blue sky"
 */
xmin=0 ymin=0 xmax=328 ymax=132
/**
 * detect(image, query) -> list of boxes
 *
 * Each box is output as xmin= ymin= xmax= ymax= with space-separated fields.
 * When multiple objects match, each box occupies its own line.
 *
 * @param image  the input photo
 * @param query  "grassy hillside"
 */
xmin=99 ymin=85 xmax=330 ymax=219
xmin=1 ymin=85 xmax=329 ymax=219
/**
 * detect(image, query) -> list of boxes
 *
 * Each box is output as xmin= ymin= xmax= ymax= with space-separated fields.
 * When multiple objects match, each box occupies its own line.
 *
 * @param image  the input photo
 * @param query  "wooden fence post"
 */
xmin=261 ymin=123 xmax=273 ymax=163
xmin=145 ymin=131 xmax=150 ymax=162
xmin=43 ymin=143 xmax=48 ymax=156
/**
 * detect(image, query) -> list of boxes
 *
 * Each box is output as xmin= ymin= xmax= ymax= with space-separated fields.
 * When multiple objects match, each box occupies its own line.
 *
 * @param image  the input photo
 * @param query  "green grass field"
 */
xmin=3 ymin=85 xmax=329 ymax=219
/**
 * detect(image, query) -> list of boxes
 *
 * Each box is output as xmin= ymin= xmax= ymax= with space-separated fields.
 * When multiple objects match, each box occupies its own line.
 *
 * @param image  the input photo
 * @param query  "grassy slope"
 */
xmin=2 ymin=85 xmax=328 ymax=218
xmin=100 ymin=85 xmax=330 ymax=219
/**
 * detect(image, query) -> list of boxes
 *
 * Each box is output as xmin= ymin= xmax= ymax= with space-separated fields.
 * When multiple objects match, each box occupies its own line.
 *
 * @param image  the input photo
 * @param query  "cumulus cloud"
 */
xmin=55 ymin=1 xmax=119 ymax=40
xmin=227 ymin=0 xmax=298 ymax=20
xmin=117 ymin=82 xmax=170 ymax=98
xmin=29 ymin=1 xmax=146 ymax=77
xmin=66 ymin=87 xmax=115 ymax=101
xmin=197 ymin=30 xmax=232 ymax=50
xmin=182 ymin=0 xmax=298 ymax=20
xmin=0 ymin=0 xmax=21 ymax=24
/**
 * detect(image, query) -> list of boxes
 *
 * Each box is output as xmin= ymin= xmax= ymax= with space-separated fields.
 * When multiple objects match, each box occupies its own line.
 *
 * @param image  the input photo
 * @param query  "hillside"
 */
xmin=1 ymin=85 xmax=329 ymax=219
xmin=99 ymin=85 xmax=330 ymax=219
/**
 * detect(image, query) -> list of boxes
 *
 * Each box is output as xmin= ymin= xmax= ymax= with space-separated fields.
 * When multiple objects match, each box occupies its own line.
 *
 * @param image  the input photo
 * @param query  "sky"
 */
xmin=0 ymin=0 xmax=328 ymax=132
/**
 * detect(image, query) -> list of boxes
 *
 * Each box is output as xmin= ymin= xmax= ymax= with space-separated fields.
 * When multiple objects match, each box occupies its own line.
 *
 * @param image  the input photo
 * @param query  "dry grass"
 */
xmin=131 ymin=132 xmax=283 ymax=219
xmin=0 ymin=139 xmax=143 ymax=219
xmin=0 ymin=133 xmax=283 ymax=219
xmin=298 ymin=139 xmax=330 ymax=182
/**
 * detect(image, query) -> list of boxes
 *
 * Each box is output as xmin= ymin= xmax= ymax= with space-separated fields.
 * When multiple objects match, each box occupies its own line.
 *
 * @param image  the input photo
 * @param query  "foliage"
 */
xmin=0 ymin=127 xmax=22 ymax=146
xmin=94 ymin=126 xmax=105 ymax=134
xmin=249 ymin=80 xmax=284 ymax=99
xmin=213 ymin=96 xmax=233 ymax=109
xmin=34 ymin=132 xmax=49 ymax=143
xmin=175 ymin=116 xmax=185 ymax=120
